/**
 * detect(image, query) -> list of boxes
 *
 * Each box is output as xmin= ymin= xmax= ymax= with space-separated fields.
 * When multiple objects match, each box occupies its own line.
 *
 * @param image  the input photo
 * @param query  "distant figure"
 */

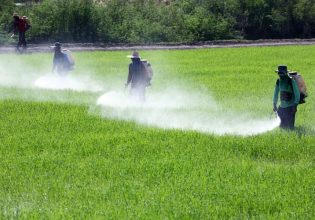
xmin=52 ymin=42 xmax=75 ymax=76
xmin=273 ymin=65 xmax=300 ymax=129
xmin=11 ymin=14 xmax=31 ymax=52
xmin=125 ymin=51 xmax=152 ymax=101
xmin=11 ymin=13 xmax=20 ymax=36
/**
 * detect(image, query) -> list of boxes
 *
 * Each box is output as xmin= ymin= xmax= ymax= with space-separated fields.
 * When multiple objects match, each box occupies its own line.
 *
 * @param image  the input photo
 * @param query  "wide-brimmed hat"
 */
xmin=127 ymin=51 xmax=141 ymax=59
xmin=50 ymin=42 xmax=62 ymax=48
xmin=275 ymin=65 xmax=288 ymax=74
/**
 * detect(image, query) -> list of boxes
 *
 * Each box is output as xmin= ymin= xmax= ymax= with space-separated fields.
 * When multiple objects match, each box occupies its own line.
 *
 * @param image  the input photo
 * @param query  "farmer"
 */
xmin=11 ymin=13 xmax=20 ymax=36
xmin=10 ymin=13 xmax=20 ymax=51
xmin=125 ymin=51 xmax=148 ymax=101
xmin=273 ymin=65 xmax=300 ymax=130
xmin=12 ymin=14 xmax=31 ymax=52
xmin=52 ymin=42 xmax=73 ymax=76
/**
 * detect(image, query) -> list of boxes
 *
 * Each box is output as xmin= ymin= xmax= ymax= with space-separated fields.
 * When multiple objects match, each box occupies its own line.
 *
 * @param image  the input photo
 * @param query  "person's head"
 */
xmin=275 ymin=65 xmax=289 ymax=78
xmin=13 ymin=13 xmax=19 ymax=21
xmin=128 ymin=51 xmax=141 ymax=63
xmin=52 ymin=42 xmax=62 ymax=52
xmin=22 ymin=16 xmax=27 ymax=20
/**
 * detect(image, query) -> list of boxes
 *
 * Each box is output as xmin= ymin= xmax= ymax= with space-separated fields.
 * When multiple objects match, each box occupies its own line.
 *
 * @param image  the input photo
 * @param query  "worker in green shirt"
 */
xmin=273 ymin=65 xmax=300 ymax=129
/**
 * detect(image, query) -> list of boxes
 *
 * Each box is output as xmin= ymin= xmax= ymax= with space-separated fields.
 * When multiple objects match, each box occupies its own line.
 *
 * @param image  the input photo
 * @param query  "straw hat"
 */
xmin=50 ymin=42 xmax=62 ymax=48
xmin=127 ymin=51 xmax=141 ymax=59
xmin=275 ymin=65 xmax=289 ymax=74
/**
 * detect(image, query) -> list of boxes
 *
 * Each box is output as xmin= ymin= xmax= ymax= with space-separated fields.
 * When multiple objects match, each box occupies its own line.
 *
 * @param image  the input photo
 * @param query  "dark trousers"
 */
xmin=277 ymin=106 xmax=297 ymax=130
xmin=17 ymin=31 xmax=26 ymax=50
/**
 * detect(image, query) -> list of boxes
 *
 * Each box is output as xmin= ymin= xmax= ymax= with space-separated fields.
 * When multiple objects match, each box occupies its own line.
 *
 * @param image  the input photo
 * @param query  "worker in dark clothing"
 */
xmin=273 ymin=65 xmax=300 ymax=130
xmin=11 ymin=14 xmax=30 ymax=52
xmin=52 ymin=42 xmax=71 ymax=76
xmin=11 ymin=13 xmax=20 ymax=36
xmin=17 ymin=16 xmax=27 ymax=51
xmin=125 ymin=51 xmax=148 ymax=101
xmin=11 ymin=14 xmax=20 ymax=50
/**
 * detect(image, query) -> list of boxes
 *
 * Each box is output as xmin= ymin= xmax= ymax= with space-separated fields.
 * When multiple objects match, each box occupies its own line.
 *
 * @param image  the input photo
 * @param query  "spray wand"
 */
xmin=270 ymin=109 xmax=278 ymax=119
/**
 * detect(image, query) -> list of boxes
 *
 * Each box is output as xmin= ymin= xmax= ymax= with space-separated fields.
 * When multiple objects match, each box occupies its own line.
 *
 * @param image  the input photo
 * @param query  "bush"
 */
xmin=0 ymin=0 xmax=314 ymax=44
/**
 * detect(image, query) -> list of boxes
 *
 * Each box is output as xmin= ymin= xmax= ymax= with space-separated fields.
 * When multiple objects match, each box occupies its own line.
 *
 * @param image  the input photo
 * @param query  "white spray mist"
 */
xmin=96 ymin=87 xmax=280 ymax=136
xmin=34 ymin=74 xmax=103 ymax=92
xmin=0 ymin=55 xmax=104 ymax=93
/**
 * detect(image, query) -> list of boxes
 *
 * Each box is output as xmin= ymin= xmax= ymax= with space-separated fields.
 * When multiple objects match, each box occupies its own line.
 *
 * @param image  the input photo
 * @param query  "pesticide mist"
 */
xmin=0 ymin=54 xmax=280 ymax=136
xmin=0 ymin=56 xmax=103 ymax=99
xmin=0 ymin=55 xmax=106 ymax=106
xmin=0 ymin=57 xmax=39 ymax=88
xmin=96 ymin=87 xmax=280 ymax=136
xmin=34 ymin=74 xmax=103 ymax=92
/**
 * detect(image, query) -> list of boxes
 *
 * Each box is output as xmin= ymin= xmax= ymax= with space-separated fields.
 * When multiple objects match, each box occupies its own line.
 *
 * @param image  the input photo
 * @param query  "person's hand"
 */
xmin=292 ymin=105 xmax=297 ymax=113
xmin=273 ymin=104 xmax=277 ymax=112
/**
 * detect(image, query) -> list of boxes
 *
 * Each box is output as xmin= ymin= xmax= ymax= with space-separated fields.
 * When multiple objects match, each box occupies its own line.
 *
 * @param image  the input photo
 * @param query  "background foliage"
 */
xmin=0 ymin=0 xmax=315 ymax=43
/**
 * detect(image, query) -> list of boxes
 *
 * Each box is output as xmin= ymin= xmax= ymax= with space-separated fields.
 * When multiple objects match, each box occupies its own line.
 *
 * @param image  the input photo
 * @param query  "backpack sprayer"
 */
xmin=288 ymin=71 xmax=308 ymax=104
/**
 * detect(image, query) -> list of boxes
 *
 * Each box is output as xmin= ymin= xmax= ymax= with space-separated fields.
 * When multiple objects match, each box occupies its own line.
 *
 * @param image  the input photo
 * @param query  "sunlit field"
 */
xmin=0 ymin=45 xmax=314 ymax=218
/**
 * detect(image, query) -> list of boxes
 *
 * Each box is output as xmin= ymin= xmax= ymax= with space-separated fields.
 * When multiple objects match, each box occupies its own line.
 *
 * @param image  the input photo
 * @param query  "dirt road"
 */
xmin=1 ymin=39 xmax=314 ymax=53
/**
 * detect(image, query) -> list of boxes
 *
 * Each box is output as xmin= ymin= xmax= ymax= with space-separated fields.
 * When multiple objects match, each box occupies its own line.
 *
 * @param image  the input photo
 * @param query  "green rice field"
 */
xmin=0 ymin=45 xmax=314 ymax=218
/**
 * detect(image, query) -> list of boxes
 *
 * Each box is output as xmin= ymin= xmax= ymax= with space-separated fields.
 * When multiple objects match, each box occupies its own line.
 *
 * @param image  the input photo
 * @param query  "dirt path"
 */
xmin=0 ymin=39 xmax=315 ymax=53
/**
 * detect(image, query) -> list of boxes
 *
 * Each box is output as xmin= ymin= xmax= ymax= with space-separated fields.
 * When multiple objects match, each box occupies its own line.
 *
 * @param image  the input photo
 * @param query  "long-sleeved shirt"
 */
xmin=273 ymin=77 xmax=300 ymax=108
xmin=127 ymin=60 xmax=146 ymax=88
xmin=53 ymin=50 xmax=68 ymax=73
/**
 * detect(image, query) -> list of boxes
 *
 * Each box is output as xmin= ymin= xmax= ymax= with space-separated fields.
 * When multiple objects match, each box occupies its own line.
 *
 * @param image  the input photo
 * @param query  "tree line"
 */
xmin=0 ymin=0 xmax=314 ymax=44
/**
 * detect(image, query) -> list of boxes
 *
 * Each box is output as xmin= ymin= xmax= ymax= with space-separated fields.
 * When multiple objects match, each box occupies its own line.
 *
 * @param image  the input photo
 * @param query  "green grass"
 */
xmin=0 ymin=45 xmax=314 ymax=219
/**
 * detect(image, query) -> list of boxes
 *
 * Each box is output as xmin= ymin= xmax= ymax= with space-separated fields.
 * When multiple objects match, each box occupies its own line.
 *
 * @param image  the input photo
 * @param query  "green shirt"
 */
xmin=273 ymin=77 xmax=300 ymax=108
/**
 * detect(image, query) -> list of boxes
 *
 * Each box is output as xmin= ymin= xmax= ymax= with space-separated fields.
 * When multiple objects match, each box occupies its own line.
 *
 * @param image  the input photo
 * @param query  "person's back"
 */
xmin=129 ymin=59 xmax=146 ymax=87
xmin=53 ymin=50 xmax=66 ymax=70
xmin=18 ymin=18 xmax=27 ymax=33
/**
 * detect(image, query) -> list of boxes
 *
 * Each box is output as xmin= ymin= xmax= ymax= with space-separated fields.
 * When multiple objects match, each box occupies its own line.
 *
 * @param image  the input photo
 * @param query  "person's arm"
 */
xmin=9 ymin=21 xmax=17 ymax=35
xmin=126 ymin=64 xmax=132 ymax=86
xmin=291 ymin=79 xmax=300 ymax=105
xmin=273 ymin=79 xmax=279 ymax=111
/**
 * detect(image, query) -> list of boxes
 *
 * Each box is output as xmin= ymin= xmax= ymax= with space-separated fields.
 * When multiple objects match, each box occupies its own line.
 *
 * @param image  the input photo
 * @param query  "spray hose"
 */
xmin=270 ymin=110 xmax=278 ymax=119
